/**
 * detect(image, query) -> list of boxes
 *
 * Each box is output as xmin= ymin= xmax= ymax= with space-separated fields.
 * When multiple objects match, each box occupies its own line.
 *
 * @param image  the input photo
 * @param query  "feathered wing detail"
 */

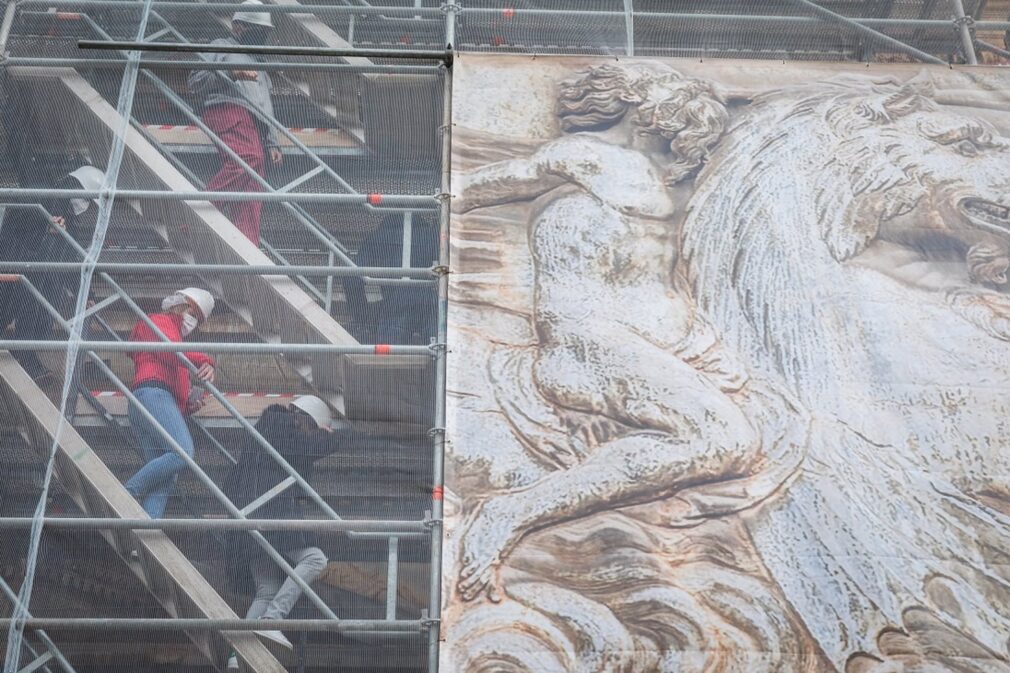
xmin=682 ymin=77 xmax=1010 ymax=668
xmin=749 ymin=422 xmax=1010 ymax=665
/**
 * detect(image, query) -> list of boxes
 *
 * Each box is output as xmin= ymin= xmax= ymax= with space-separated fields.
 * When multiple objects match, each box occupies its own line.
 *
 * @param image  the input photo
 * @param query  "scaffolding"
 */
xmin=1 ymin=1 xmax=1008 ymax=672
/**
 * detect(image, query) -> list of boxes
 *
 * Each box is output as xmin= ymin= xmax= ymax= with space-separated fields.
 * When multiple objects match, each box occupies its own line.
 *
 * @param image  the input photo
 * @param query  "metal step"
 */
xmin=0 ymin=352 xmax=286 ymax=673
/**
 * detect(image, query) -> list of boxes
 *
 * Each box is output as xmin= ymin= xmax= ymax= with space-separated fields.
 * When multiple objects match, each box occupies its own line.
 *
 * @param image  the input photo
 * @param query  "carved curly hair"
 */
xmin=557 ymin=63 xmax=728 ymax=184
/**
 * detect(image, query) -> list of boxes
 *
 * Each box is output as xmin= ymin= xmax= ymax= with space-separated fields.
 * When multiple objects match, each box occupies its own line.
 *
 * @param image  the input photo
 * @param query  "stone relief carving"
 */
xmin=446 ymin=57 xmax=1010 ymax=673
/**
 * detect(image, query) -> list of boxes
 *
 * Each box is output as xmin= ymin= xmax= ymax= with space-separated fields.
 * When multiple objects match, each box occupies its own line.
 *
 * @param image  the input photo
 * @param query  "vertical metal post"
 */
xmin=296 ymin=632 xmax=307 ymax=673
xmin=325 ymin=250 xmax=335 ymax=315
xmin=442 ymin=0 xmax=457 ymax=50
xmin=401 ymin=212 xmax=413 ymax=272
xmin=0 ymin=0 xmax=18 ymax=55
xmin=385 ymin=536 xmax=399 ymax=620
xmin=951 ymin=0 xmax=978 ymax=64
xmin=623 ymin=0 xmax=635 ymax=56
xmin=428 ymin=5 xmax=456 ymax=671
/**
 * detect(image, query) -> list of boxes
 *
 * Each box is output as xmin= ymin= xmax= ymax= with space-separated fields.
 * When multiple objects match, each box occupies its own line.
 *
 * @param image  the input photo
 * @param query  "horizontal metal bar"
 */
xmin=16 ymin=0 xmax=1009 ymax=29
xmin=0 ymin=340 xmax=430 ymax=354
xmin=456 ymin=7 xmax=964 ymax=29
xmin=0 ymin=261 xmax=436 ymax=278
xmin=0 ymin=618 xmax=426 ymax=633
xmin=12 ymin=1 xmax=1010 ymax=31
xmin=4 ymin=56 xmax=441 ymax=74
xmin=17 ymin=0 xmax=443 ymax=16
xmin=0 ymin=188 xmax=439 ymax=207
xmin=78 ymin=39 xmax=452 ymax=62
xmin=0 ymin=517 xmax=432 ymax=533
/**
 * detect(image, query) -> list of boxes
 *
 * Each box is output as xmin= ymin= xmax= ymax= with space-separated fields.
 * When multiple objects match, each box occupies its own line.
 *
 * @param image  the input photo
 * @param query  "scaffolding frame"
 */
xmin=2 ymin=0 xmax=1005 ymax=671
xmin=2 ymin=3 xmax=452 ymax=663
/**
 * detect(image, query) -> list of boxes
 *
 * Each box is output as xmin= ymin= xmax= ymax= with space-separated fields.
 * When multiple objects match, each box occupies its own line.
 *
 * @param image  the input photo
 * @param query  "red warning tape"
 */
xmin=374 ymin=344 xmax=391 ymax=355
xmin=367 ymin=193 xmax=383 ymax=206
xmin=0 ymin=274 xmax=22 ymax=283
xmin=432 ymin=486 xmax=444 ymax=501
xmin=502 ymin=7 xmax=515 ymax=19
xmin=89 ymin=390 xmax=296 ymax=399
xmin=144 ymin=125 xmax=330 ymax=134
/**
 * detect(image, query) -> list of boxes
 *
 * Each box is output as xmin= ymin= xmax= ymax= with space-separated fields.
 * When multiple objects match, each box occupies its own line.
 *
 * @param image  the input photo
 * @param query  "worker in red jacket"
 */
xmin=125 ymin=287 xmax=216 ymax=518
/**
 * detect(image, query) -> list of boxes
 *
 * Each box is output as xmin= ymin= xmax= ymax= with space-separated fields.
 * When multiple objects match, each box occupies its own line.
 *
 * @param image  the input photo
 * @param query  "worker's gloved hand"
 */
xmin=231 ymin=70 xmax=258 ymax=81
xmin=186 ymin=396 xmax=207 ymax=414
xmin=196 ymin=363 xmax=215 ymax=383
xmin=186 ymin=386 xmax=207 ymax=414
xmin=269 ymin=147 xmax=283 ymax=166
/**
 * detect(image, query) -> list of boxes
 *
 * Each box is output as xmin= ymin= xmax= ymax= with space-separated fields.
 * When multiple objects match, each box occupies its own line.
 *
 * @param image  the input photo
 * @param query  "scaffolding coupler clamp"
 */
xmin=422 ymin=515 xmax=443 ymax=530
xmin=431 ymin=263 xmax=450 ymax=277
xmin=421 ymin=617 xmax=442 ymax=630
xmin=427 ymin=342 xmax=447 ymax=357
xmin=440 ymin=0 xmax=461 ymax=16
xmin=953 ymin=14 xmax=975 ymax=29
xmin=427 ymin=426 xmax=446 ymax=439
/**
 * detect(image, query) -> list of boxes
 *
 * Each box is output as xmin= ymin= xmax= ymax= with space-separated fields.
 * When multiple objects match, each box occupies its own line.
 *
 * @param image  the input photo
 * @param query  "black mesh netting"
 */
xmin=1 ymin=1 xmax=442 ymax=671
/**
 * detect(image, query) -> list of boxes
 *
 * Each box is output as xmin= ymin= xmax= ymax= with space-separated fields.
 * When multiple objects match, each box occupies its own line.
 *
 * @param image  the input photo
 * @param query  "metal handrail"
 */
xmin=3 ymin=205 xmax=429 ymax=537
xmin=22 ymin=8 xmax=436 ymax=310
xmin=7 ymin=271 xmax=341 ymax=620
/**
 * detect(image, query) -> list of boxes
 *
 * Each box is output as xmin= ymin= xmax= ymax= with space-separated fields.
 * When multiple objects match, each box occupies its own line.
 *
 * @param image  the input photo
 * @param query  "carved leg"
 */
xmin=458 ymin=429 xmax=754 ymax=602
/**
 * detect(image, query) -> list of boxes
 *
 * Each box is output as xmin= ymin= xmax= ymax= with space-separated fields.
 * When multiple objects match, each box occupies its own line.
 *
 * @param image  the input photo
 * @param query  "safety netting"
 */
xmin=1 ymin=1 xmax=443 ymax=672
xmin=2 ymin=1 xmax=1009 ymax=672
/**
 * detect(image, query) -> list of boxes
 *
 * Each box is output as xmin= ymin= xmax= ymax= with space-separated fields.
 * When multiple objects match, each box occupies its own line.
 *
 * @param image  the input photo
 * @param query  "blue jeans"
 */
xmin=125 ymin=385 xmax=194 ymax=519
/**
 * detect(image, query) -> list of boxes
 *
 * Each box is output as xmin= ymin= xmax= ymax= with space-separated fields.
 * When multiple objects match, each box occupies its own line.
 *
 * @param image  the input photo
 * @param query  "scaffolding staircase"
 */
xmin=0 ymin=353 xmax=287 ymax=673
xmin=0 ymin=3 xmax=443 ymax=671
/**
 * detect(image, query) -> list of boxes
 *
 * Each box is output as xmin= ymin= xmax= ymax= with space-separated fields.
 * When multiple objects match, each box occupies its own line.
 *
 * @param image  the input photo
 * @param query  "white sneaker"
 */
xmin=226 ymin=653 xmax=239 ymax=672
xmin=254 ymin=628 xmax=293 ymax=651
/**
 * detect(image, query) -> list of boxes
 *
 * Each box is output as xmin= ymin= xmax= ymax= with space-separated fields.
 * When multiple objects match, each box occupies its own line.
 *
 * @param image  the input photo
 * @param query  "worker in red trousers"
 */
xmin=188 ymin=0 xmax=282 ymax=245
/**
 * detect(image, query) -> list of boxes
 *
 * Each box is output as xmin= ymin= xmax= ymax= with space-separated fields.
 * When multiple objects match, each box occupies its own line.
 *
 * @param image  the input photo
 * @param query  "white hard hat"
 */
xmin=290 ymin=395 xmax=332 ymax=430
xmin=68 ymin=165 xmax=106 ymax=205
xmin=233 ymin=0 xmax=273 ymax=29
xmin=177 ymin=287 xmax=215 ymax=323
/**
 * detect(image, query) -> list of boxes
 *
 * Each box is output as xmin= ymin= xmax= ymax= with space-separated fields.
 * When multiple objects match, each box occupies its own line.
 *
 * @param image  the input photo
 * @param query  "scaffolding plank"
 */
xmin=0 ymin=353 xmax=286 ymax=673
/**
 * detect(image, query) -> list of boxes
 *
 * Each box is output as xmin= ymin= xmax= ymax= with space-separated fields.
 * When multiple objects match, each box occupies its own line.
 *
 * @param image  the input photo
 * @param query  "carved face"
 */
xmin=829 ymin=85 xmax=1010 ymax=284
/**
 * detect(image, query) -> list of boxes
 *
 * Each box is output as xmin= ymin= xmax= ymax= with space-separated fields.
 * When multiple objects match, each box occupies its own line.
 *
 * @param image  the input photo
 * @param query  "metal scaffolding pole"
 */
xmin=623 ymin=0 xmax=634 ymax=56
xmin=0 ymin=518 xmax=430 ymax=533
xmin=78 ymin=39 xmax=453 ymax=62
xmin=16 ymin=0 xmax=443 ymax=15
xmin=0 ymin=619 xmax=423 ymax=633
xmin=0 ymin=339 xmax=429 ymax=355
xmin=778 ymin=0 xmax=949 ymax=64
xmin=0 ymin=261 xmax=436 ymax=279
xmin=4 ymin=57 xmax=441 ymax=74
xmin=0 ymin=188 xmax=437 ymax=207
xmin=950 ymin=0 xmax=978 ymax=64
xmin=0 ymin=578 xmax=77 ymax=673
xmin=427 ymin=5 xmax=455 ymax=671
